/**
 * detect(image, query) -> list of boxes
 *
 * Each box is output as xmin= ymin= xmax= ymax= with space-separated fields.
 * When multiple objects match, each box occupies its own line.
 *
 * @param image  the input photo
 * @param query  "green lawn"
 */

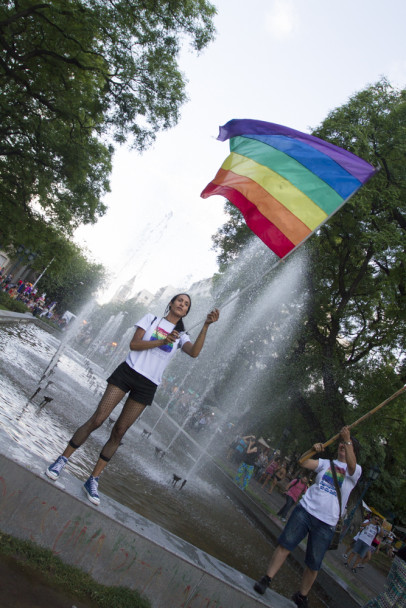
xmin=0 ymin=531 xmax=151 ymax=608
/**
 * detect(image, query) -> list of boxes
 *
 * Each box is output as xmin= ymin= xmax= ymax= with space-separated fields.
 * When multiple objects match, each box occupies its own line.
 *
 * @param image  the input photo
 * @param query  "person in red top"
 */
xmin=260 ymin=456 xmax=282 ymax=490
xmin=277 ymin=474 xmax=309 ymax=522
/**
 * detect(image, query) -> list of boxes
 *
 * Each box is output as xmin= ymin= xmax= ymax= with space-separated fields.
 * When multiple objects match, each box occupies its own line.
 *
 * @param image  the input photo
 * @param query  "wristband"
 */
xmin=344 ymin=441 xmax=352 ymax=445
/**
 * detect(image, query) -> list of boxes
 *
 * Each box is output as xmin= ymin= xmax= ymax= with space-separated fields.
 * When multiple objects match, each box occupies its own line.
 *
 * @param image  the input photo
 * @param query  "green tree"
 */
xmin=30 ymin=227 xmax=107 ymax=313
xmin=293 ymin=79 xmax=406 ymax=435
xmin=0 ymin=0 xmax=216 ymax=244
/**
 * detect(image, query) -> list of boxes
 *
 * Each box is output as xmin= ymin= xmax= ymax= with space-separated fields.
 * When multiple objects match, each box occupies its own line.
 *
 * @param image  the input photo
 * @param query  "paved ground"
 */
xmin=0 ymin=463 xmax=386 ymax=608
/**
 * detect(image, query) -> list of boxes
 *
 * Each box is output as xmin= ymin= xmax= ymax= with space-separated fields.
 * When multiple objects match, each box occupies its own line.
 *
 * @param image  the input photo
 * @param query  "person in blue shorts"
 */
xmin=254 ymin=426 xmax=362 ymax=608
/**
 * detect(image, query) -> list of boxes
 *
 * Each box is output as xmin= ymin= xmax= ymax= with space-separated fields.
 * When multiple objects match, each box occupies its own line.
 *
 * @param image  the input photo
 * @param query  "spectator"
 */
xmin=234 ymin=438 xmax=258 ymax=490
xmin=267 ymin=458 xmax=288 ymax=494
xmin=230 ymin=434 xmax=255 ymax=463
xmin=260 ymin=456 xmax=282 ymax=490
xmin=254 ymin=448 xmax=269 ymax=479
xmin=277 ymin=474 xmax=309 ymax=522
xmin=345 ymin=515 xmax=384 ymax=573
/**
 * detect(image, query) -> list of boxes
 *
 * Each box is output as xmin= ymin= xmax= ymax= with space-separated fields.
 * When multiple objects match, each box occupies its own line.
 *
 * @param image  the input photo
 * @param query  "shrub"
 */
xmin=0 ymin=291 xmax=30 ymax=313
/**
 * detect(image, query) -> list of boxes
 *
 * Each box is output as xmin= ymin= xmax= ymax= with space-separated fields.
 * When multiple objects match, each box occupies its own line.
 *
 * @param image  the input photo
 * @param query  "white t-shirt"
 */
xmin=125 ymin=313 xmax=191 ymax=385
xmin=299 ymin=458 xmax=362 ymax=526
xmin=353 ymin=518 xmax=370 ymax=541
xmin=358 ymin=522 xmax=380 ymax=546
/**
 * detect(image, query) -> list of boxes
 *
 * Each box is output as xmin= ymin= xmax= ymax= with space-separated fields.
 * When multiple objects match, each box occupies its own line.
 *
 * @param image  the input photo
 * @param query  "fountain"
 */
xmin=0 ymin=240 xmax=332 ymax=606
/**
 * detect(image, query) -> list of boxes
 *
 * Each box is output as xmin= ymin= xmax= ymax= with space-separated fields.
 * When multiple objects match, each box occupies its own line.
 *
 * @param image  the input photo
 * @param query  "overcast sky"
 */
xmin=74 ymin=0 xmax=406 ymax=303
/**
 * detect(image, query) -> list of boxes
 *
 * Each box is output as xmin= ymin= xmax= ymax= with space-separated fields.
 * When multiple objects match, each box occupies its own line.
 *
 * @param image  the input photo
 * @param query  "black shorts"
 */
xmin=106 ymin=362 xmax=157 ymax=405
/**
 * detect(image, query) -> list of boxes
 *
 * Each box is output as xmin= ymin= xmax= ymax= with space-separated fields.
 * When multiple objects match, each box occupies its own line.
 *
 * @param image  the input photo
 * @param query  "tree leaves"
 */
xmin=0 ymin=0 xmax=216 ymax=244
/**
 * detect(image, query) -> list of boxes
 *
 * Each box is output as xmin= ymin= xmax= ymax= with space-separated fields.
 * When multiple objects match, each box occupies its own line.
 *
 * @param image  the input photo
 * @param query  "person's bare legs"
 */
xmin=300 ymin=567 xmax=318 ymax=595
xmin=351 ymin=555 xmax=363 ymax=569
xmin=261 ymin=475 xmax=270 ymax=489
xmin=266 ymin=545 xmax=291 ymax=577
xmin=268 ymin=478 xmax=278 ymax=494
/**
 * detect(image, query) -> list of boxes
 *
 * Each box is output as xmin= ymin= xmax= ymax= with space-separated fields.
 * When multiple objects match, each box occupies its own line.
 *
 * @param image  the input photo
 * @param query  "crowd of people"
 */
xmin=0 ymin=269 xmax=67 ymax=328
xmin=227 ymin=433 xmax=299 ymax=493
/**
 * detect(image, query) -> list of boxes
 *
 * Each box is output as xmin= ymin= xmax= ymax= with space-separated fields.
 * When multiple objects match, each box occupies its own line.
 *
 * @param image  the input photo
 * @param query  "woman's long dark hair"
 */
xmin=165 ymin=293 xmax=192 ymax=332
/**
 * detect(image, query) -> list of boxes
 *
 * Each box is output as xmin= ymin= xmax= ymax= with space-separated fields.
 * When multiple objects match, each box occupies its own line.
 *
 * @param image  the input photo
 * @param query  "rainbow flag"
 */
xmin=201 ymin=119 xmax=377 ymax=258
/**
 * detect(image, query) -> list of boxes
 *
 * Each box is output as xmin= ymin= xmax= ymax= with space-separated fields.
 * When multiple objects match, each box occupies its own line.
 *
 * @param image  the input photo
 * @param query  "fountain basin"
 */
xmin=0 ymin=427 xmax=291 ymax=608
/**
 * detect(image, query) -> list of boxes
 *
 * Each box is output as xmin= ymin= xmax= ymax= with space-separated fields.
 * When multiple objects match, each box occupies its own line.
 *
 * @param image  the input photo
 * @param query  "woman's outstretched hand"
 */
xmin=205 ymin=308 xmax=220 ymax=325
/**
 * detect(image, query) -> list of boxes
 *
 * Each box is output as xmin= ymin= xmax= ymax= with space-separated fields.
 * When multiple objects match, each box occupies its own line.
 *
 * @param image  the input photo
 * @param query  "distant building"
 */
xmin=111 ymin=275 xmax=138 ymax=303
xmin=0 ymin=247 xmax=38 ymax=283
xmin=132 ymin=289 xmax=154 ymax=307
xmin=153 ymin=285 xmax=180 ymax=305
xmin=188 ymin=277 xmax=213 ymax=299
xmin=0 ymin=250 xmax=10 ymax=270
xmin=110 ymin=277 xmax=213 ymax=309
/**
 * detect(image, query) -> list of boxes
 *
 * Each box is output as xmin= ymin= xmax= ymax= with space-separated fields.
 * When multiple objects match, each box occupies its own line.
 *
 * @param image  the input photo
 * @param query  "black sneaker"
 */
xmin=292 ymin=591 xmax=309 ymax=607
xmin=253 ymin=574 xmax=271 ymax=595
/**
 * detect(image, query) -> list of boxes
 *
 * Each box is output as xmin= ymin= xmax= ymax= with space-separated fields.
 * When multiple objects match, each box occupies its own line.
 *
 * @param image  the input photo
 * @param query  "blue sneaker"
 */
xmin=46 ymin=455 xmax=68 ymax=480
xmin=83 ymin=476 xmax=100 ymax=506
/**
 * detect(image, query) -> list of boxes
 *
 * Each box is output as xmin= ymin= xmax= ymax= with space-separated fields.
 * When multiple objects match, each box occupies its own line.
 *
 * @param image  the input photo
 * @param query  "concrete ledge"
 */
xmin=0 ymin=429 xmax=293 ymax=608
xmin=0 ymin=309 xmax=61 ymax=335
xmin=0 ymin=310 xmax=35 ymax=322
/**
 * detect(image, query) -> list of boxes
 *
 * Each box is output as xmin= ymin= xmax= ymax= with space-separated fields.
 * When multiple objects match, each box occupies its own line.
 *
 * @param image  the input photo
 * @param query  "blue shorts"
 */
xmin=278 ymin=504 xmax=335 ymax=571
xmin=352 ymin=538 xmax=371 ymax=558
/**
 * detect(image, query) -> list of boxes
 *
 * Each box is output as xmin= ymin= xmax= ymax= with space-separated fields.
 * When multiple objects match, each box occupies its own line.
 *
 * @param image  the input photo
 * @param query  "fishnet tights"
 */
xmin=70 ymin=384 xmax=145 ymax=461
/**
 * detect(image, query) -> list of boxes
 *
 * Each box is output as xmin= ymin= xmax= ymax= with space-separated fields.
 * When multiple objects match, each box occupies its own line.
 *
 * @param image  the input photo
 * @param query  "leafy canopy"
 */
xmin=0 ymin=0 xmax=216 ymax=244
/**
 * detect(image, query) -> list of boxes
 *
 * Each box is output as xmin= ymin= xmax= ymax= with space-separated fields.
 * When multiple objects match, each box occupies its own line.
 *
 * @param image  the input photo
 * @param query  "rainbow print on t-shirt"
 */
xmin=150 ymin=325 xmax=174 ymax=353
xmin=319 ymin=463 xmax=346 ymax=497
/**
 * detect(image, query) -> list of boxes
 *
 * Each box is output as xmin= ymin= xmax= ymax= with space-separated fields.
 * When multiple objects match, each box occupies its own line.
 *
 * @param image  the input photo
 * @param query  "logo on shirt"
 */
xmin=150 ymin=326 xmax=174 ymax=353
xmin=319 ymin=463 xmax=346 ymax=496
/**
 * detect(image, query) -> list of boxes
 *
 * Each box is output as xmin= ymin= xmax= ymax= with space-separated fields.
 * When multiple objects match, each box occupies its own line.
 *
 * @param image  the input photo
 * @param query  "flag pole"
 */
xmin=298 ymin=385 xmax=406 ymax=464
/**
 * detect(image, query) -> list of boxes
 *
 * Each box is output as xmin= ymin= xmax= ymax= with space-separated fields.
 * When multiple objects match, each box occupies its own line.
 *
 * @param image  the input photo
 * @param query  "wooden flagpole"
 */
xmin=298 ymin=385 xmax=406 ymax=464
